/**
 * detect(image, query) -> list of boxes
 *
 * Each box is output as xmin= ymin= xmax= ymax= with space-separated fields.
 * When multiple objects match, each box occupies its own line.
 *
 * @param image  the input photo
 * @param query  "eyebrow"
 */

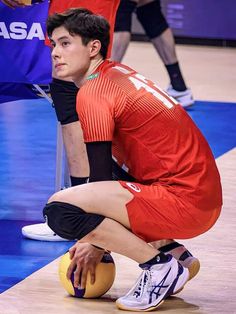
xmin=50 ymin=35 xmax=70 ymax=43
xmin=57 ymin=36 xmax=70 ymax=41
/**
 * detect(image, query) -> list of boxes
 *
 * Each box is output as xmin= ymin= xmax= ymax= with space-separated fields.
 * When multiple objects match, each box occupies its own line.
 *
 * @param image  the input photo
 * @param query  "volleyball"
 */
xmin=59 ymin=251 xmax=116 ymax=298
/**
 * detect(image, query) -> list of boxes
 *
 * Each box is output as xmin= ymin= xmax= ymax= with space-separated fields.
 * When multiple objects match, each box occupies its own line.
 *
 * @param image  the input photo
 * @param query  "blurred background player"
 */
xmin=0 ymin=0 xmax=120 ymax=241
xmin=111 ymin=0 xmax=194 ymax=108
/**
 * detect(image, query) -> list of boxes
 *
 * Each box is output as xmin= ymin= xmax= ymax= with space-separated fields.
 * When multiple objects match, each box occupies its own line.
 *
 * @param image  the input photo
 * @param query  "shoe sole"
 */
xmin=172 ymin=258 xmax=200 ymax=295
xmin=167 ymin=91 xmax=194 ymax=108
xmin=22 ymin=230 xmax=69 ymax=242
xmin=187 ymin=258 xmax=200 ymax=280
xmin=116 ymin=300 xmax=165 ymax=312
xmin=116 ymin=267 xmax=189 ymax=312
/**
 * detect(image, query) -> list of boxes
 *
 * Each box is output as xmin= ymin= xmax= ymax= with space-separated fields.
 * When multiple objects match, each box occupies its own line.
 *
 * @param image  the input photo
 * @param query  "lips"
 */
xmin=55 ymin=63 xmax=65 ymax=69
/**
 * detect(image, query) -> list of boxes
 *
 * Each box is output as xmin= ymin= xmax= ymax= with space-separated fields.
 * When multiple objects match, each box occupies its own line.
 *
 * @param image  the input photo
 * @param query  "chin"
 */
xmin=56 ymin=71 xmax=70 ymax=79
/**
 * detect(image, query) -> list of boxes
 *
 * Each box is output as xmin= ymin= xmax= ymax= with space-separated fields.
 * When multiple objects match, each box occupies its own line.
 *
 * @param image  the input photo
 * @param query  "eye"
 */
xmin=62 ymin=41 xmax=70 ymax=47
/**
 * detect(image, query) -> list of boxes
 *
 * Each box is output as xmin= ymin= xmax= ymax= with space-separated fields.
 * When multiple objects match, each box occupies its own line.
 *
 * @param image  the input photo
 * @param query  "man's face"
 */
xmin=51 ymin=26 xmax=91 ymax=81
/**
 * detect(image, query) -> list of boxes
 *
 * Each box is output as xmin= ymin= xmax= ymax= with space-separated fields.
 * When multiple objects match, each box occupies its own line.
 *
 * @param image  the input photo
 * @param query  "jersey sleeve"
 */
xmin=76 ymin=78 xmax=116 ymax=142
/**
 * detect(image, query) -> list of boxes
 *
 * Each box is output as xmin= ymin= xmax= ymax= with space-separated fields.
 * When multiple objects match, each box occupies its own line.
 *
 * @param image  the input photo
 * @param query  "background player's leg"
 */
xmin=111 ymin=0 xmax=138 ymax=62
xmin=112 ymin=31 xmax=131 ymax=62
xmin=49 ymin=76 xmax=89 ymax=182
xmin=149 ymin=28 xmax=178 ymax=66
xmin=112 ymin=0 xmax=193 ymax=107
xmin=136 ymin=0 xmax=194 ymax=107
xmin=22 ymin=78 xmax=89 ymax=241
xmin=61 ymin=121 xmax=89 ymax=180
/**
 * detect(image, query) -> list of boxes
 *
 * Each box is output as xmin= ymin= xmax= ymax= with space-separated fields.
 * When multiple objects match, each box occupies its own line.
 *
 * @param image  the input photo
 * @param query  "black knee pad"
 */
xmin=136 ymin=0 xmax=169 ymax=39
xmin=114 ymin=0 xmax=137 ymax=32
xmin=43 ymin=201 xmax=105 ymax=240
xmin=50 ymin=78 xmax=79 ymax=125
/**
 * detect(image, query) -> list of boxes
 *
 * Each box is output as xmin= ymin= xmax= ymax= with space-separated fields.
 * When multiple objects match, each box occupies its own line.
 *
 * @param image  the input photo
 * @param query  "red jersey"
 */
xmin=48 ymin=0 xmax=120 ymax=57
xmin=77 ymin=60 xmax=222 ymax=212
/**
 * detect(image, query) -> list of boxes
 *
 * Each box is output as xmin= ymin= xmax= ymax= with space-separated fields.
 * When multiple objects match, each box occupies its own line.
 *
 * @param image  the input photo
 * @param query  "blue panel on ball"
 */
xmin=101 ymin=253 xmax=114 ymax=263
xmin=74 ymin=287 xmax=86 ymax=298
xmin=71 ymin=272 xmax=85 ymax=298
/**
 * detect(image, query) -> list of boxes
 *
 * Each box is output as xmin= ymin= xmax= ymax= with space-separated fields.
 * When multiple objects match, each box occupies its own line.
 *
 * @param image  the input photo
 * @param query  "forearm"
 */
xmin=86 ymin=141 xmax=113 ymax=182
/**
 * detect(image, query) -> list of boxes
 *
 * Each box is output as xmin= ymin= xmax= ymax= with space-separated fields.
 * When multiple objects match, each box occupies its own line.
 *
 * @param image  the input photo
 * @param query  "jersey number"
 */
xmin=129 ymin=73 xmax=178 ymax=109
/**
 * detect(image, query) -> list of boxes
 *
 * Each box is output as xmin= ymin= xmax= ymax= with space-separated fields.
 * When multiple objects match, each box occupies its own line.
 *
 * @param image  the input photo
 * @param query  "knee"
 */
xmin=47 ymin=191 xmax=63 ymax=204
xmin=115 ymin=0 xmax=137 ymax=33
xmin=43 ymin=201 xmax=76 ymax=240
xmin=43 ymin=201 xmax=105 ymax=241
xmin=136 ymin=0 xmax=169 ymax=39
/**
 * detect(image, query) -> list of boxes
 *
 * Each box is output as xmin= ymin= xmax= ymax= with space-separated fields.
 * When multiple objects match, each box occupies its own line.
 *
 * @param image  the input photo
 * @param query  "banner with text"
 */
xmin=0 ymin=1 xmax=51 ymax=84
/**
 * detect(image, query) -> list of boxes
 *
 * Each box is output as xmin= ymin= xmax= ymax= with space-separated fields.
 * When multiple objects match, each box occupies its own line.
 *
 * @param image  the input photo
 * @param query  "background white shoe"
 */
xmin=166 ymin=85 xmax=194 ymax=108
xmin=22 ymin=222 xmax=69 ymax=241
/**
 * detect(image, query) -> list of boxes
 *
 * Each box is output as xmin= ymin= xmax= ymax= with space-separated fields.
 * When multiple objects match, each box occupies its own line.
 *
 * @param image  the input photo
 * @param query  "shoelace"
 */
xmin=133 ymin=270 xmax=151 ymax=299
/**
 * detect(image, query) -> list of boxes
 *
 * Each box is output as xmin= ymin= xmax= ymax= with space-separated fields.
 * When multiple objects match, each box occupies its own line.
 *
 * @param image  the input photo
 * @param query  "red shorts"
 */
xmin=47 ymin=0 xmax=120 ymax=57
xmin=119 ymin=181 xmax=221 ymax=243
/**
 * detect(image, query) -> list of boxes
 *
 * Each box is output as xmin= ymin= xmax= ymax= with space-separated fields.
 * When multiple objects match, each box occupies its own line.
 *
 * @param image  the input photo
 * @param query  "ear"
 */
xmin=89 ymin=39 xmax=102 ymax=57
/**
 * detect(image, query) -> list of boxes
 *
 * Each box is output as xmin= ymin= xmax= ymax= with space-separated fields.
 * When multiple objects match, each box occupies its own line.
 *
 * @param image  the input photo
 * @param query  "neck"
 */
xmin=75 ymin=57 xmax=104 ymax=87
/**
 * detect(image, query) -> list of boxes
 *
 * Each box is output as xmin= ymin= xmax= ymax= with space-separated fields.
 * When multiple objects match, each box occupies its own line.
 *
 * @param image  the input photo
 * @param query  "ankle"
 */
xmin=139 ymin=252 xmax=171 ymax=269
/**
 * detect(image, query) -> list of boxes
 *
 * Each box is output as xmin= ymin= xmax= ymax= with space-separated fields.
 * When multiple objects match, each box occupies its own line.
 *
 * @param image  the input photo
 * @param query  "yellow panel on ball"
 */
xmin=21 ymin=0 xmax=43 ymax=5
xmin=59 ymin=251 xmax=116 ymax=298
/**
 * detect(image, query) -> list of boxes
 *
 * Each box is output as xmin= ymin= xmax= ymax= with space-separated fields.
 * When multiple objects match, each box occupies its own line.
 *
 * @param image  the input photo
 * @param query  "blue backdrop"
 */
xmin=0 ymin=1 xmax=51 ymax=84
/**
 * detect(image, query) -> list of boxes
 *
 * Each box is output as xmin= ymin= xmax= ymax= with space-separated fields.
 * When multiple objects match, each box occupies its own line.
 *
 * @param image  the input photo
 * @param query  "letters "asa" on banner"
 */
xmin=0 ymin=22 xmax=45 ymax=40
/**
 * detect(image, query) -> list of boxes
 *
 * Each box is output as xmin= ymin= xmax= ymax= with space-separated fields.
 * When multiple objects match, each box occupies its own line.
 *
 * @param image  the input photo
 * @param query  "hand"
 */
xmin=0 ymin=0 xmax=26 ymax=8
xmin=67 ymin=242 xmax=105 ymax=289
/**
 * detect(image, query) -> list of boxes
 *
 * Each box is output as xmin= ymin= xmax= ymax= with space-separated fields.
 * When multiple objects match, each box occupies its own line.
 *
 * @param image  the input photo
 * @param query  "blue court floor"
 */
xmin=0 ymin=98 xmax=236 ymax=293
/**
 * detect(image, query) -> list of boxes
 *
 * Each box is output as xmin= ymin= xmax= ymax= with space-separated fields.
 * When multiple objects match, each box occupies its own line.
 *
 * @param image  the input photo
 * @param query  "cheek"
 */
xmin=69 ymin=48 xmax=90 ymax=71
xmin=77 ymin=55 xmax=90 ymax=69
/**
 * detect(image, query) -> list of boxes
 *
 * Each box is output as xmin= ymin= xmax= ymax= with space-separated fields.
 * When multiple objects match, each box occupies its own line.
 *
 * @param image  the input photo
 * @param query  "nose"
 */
xmin=51 ymin=45 xmax=60 ymax=60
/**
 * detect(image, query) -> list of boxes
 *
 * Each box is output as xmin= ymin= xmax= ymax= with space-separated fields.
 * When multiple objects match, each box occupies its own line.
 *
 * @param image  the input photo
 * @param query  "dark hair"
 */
xmin=47 ymin=8 xmax=110 ymax=59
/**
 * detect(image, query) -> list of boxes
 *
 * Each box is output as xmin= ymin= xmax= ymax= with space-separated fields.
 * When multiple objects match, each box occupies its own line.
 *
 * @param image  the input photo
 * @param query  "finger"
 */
xmin=68 ymin=246 xmax=76 ymax=259
xmin=66 ymin=259 xmax=76 ymax=281
xmin=89 ymin=264 xmax=96 ymax=285
xmin=80 ymin=266 xmax=89 ymax=289
xmin=73 ymin=265 xmax=82 ymax=288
